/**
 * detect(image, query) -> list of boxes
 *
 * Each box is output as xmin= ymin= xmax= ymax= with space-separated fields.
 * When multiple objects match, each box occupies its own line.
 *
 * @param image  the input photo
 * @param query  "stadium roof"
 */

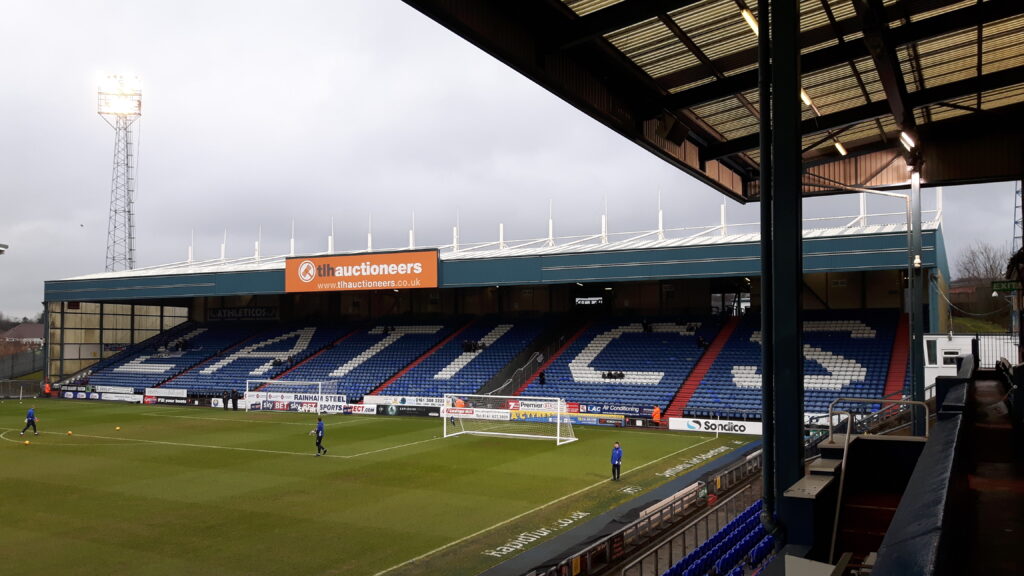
xmin=62 ymin=219 xmax=940 ymax=280
xmin=402 ymin=0 xmax=1024 ymax=202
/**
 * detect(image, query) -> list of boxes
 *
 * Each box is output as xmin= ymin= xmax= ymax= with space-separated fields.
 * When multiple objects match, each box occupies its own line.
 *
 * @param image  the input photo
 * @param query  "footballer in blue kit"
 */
xmin=312 ymin=417 xmax=327 ymax=456
xmin=21 ymin=406 xmax=38 ymax=436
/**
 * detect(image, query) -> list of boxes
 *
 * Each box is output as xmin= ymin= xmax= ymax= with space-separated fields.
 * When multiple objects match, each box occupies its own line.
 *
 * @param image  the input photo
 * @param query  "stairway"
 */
xmin=883 ymin=314 xmax=909 ymax=397
xmin=665 ymin=316 xmax=741 ymax=418
xmin=835 ymin=491 xmax=902 ymax=558
xmin=513 ymin=322 xmax=593 ymax=396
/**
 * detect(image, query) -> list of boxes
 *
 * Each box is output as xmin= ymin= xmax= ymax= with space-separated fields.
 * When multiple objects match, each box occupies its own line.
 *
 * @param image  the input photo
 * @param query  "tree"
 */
xmin=954 ymin=240 xmax=1010 ymax=281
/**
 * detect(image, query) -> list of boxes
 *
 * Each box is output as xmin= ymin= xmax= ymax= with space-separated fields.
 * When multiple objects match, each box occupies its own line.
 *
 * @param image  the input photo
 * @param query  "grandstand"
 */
xmin=42 ymin=203 xmax=959 ymax=576
xmin=383 ymin=316 xmax=548 ymax=398
xmin=163 ymin=324 xmax=348 ymax=393
xmin=518 ymin=317 xmax=719 ymax=412
xmin=660 ymin=500 xmax=773 ymax=576
xmin=685 ymin=310 xmax=899 ymax=419
xmin=269 ymin=320 xmax=460 ymax=401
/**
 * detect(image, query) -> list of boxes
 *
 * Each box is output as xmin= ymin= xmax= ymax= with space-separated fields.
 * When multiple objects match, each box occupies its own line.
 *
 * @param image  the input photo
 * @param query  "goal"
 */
xmin=244 ymin=380 xmax=347 ymax=414
xmin=442 ymin=393 xmax=577 ymax=446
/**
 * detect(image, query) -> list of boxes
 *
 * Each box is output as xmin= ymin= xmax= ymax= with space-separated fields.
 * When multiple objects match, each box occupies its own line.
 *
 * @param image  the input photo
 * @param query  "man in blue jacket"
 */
xmin=311 ymin=417 xmax=327 ymax=456
xmin=21 ymin=406 xmax=38 ymax=436
xmin=611 ymin=441 xmax=622 ymax=480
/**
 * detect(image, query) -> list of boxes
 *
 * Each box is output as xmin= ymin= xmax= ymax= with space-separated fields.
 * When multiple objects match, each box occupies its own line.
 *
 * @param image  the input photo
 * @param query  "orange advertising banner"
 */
xmin=285 ymin=250 xmax=439 ymax=293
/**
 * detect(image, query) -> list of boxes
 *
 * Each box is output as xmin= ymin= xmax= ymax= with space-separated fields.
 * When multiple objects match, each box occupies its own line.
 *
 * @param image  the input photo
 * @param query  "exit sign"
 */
xmin=991 ymin=280 xmax=1019 ymax=293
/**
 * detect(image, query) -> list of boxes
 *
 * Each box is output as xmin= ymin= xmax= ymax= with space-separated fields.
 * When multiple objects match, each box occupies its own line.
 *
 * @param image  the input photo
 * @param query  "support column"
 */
xmin=757 ymin=0 xmax=776 ymax=530
xmin=910 ymin=171 xmax=925 ymax=434
xmin=770 ymin=0 xmax=805 ymax=520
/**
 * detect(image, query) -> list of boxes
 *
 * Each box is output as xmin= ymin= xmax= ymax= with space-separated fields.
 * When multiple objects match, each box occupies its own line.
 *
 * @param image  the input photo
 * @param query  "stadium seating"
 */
xmin=685 ymin=310 xmax=899 ymax=419
xmin=83 ymin=321 xmax=197 ymax=377
xmin=86 ymin=323 xmax=256 ymax=390
xmin=271 ymin=320 xmax=461 ymax=402
xmin=162 ymin=324 xmax=348 ymax=393
xmin=518 ymin=318 xmax=720 ymax=411
xmin=660 ymin=500 xmax=772 ymax=576
xmin=383 ymin=317 xmax=546 ymax=397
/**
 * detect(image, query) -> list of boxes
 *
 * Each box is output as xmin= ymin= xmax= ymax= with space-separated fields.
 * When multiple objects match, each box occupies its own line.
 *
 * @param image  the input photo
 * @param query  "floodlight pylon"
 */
xmin=97 ymin=75 xmax=142 ymax=272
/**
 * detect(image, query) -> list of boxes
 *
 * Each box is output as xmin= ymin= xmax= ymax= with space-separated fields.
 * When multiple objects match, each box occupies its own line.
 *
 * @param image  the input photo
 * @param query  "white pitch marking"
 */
xmin=0 ymin=426 xmax=442 ymax=461
xmin=140 ymin=411 xmax=374 ymax=427
xmin=371 ymin=435 xmax=719 ymax=576
xmin=0 ymin=429 xmax=135 ymax=446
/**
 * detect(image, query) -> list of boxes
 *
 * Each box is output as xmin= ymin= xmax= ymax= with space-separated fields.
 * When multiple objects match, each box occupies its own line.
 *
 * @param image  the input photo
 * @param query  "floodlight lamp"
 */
xmin=899 ymin=131 xmax=915 ymax=151
xmin=834 ymin=141 xmax=848 ymax=156
xmin=741 ymin=9 xmax=759 ymax=36
xmin=993 ymin=291 xmax=999 ymax=298
xmin=97 ymin=74 xmax=142 ymax=116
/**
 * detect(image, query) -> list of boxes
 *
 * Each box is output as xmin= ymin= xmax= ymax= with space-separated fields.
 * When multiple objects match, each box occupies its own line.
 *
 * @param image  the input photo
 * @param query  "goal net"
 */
xmin=244 ymin=380 xmax=347 ymax=414
xmin=442 ymin=394 xmax=577 ymax=446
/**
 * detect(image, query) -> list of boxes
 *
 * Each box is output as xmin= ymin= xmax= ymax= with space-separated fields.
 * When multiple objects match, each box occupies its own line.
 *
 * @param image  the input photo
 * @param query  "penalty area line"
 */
xmin=371 ymin=435 xmax=720 ymax=576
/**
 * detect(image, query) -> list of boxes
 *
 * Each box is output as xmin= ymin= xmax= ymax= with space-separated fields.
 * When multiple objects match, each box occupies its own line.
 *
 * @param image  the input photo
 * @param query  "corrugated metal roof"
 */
xmin=557 ymin=0 xmax=1024 ymax=181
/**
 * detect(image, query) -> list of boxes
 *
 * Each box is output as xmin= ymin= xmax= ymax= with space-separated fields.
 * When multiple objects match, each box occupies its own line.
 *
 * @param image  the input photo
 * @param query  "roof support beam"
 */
xmin=645 ymin=0 xmax=1023 ymax=117
xmin=657 ymin=14 xmax=760 ymax=120
xmin=559 ymin=0 xmax=705 ymax=50
xmin=853 ymin=0 xmax=914 ymax=130
xmin=706 ymin=64 xmax=1024 ymax=159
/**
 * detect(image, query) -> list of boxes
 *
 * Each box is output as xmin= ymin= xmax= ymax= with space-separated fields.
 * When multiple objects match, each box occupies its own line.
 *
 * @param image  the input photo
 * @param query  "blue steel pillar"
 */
xmin=762 ymin=0 xmax=805 ymax=528
xmin=757 ymin=0 xmax=776 ymax=531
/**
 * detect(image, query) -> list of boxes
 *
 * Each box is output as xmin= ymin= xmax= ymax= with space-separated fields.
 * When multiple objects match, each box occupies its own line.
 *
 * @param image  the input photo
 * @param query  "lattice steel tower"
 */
xmin=97 ymin=75 xmax=142 ymax=272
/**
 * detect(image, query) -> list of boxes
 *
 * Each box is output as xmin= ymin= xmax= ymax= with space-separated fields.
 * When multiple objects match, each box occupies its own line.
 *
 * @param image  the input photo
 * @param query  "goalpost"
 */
xmin=442 ymin=393 xmax=577 ymax=446
xmin=244 ymin=380 xmax=347 ymax=414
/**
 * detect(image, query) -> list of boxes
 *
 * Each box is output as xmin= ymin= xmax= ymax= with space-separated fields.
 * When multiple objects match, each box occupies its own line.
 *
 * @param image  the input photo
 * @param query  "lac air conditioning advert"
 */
xmin=285 ymin=250 xmax=439 ymax=293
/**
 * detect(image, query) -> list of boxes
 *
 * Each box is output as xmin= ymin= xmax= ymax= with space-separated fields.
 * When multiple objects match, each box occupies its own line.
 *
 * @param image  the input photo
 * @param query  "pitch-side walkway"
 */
xmin=480 ymin=440 xmax=762 ymax=576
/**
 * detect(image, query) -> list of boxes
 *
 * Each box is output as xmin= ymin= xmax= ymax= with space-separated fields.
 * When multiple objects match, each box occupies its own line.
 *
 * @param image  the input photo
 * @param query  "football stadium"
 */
xmin=6 ymin=1 xmax=1024 ymax=576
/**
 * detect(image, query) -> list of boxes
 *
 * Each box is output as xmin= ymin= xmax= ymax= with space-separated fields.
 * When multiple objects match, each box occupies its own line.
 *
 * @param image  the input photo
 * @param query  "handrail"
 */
xmin=828 ymin=410 xmax=855 ymax=564
xmin=825 ymin=397 xmax=931 ymax=564
xmin=488 ymin=352 xmax=542 ymax=396
xmin=826 ymin=397 xmax=931 ymax=444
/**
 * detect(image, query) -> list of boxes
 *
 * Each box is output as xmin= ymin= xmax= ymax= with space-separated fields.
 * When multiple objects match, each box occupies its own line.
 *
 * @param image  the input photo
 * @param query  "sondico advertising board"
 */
xmin=285 ymin=250 xmax=438 ymax=293
xmin=668 ymin=417 xmax=763 ymax=435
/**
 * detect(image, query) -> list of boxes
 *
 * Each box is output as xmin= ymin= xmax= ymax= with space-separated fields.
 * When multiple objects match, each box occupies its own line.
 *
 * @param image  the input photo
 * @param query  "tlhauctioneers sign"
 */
xmin=285 ymin=250 xmax=439 ymax=293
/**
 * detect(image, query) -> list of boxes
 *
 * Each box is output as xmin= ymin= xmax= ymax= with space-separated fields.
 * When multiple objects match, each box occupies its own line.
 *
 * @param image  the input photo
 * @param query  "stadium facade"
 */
xmin=42 ymin=219 xmax=947 ymax=382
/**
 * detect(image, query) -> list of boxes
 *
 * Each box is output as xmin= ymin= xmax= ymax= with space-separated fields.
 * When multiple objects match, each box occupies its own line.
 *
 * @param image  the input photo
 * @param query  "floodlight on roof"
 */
xmin=900 ymin=131 xmax=916 ymax=151
xmin=97 ymin=74 xmax=142 ymax=117
xmin=741 ymin=9 xmax=759 ymax=36
xmin=834 ymin=141 xmax=848 ymax=156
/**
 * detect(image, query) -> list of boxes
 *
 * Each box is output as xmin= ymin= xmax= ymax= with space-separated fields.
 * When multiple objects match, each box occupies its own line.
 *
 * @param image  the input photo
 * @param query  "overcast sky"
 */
xmin=0 ymin=1 xmax=1018 ymax=319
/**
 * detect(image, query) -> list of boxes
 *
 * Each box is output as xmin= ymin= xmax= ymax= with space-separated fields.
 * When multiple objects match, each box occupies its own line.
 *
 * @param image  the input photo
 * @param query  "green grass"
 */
xmin=952 ymin=316 xmax=1009 ymax=334
xmin=0 ymin=399 xmax=751 ymax=576
xmin=14 ymin=370 xmax=43 ymax=381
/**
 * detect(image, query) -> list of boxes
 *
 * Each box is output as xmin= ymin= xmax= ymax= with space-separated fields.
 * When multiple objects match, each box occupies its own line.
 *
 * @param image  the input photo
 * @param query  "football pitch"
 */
xmin=1 ymin=399 xmax=753 ymax=576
